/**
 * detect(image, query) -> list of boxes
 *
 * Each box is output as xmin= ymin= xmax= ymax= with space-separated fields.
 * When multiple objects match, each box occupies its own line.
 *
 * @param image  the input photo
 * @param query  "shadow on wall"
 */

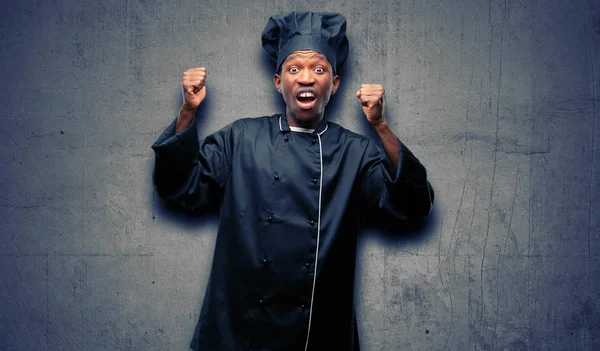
xmin=153 ymin=47 xmax=437 ymax=245
xmin=361 ymin=206 xmax=438 ymax=248
xmin=258 ymin=48 xmax=287 ymax=114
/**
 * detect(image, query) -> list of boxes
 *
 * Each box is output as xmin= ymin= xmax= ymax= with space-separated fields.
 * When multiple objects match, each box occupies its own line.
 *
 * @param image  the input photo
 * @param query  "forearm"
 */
xmin=372 ymin=120 xmax=399 ymax=169
xmin=176 ymin=104 xmax=197 ymax=134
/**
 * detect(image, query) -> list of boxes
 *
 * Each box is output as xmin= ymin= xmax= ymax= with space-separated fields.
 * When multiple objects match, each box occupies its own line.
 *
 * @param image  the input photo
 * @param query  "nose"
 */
xmin=297 ymin=69 xmax=316 ymax=85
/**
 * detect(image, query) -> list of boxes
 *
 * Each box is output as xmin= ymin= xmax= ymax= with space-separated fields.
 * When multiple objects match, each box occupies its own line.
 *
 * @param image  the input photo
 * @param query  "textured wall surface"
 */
xmin=1 ymin=0 xmax=599 ymax=350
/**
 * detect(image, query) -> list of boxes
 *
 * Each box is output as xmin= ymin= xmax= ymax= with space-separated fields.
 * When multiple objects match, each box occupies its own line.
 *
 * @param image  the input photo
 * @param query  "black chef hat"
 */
xmin=261 ymin=11 xmax=349 ymax=74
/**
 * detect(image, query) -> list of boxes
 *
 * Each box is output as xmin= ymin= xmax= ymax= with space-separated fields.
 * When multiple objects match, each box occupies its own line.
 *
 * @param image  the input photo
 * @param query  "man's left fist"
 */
xmin=356 ymin=84 xmax=385 ymax=125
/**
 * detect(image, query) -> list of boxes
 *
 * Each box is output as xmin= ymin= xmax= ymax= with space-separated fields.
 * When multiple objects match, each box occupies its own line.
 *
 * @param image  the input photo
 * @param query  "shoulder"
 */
xmin=204 ymin=115 xmax=279 ymax=144
xmin=213 ymin=114 xmax=280 ymax=136
xmin=229 ymin=114 xmax=282 ymax=131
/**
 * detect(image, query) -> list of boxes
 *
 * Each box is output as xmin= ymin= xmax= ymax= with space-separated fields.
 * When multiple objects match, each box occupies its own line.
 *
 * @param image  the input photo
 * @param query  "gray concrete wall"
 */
xmin=1 ymin=0 xmax=598 ymax=350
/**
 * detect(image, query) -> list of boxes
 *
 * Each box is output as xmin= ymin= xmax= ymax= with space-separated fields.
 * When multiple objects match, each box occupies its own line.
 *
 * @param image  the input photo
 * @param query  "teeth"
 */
xmin=299 ymin=92 xmax=314 ymax=98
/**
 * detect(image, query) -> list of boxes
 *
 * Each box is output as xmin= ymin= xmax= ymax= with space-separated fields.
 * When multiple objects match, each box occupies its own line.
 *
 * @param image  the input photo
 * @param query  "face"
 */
xmin=273 ymin=50 xmax=340 ymax=128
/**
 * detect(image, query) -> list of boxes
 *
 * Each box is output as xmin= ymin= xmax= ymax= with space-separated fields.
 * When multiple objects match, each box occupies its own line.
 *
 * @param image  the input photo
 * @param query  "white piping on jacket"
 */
xmin=304 ymin=124 xmax=328 ymax=351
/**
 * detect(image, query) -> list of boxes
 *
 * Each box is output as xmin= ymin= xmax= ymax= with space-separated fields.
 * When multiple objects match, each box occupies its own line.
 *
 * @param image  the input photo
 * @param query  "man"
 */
xmin=152 ymin=11 xmax=433 ymax=351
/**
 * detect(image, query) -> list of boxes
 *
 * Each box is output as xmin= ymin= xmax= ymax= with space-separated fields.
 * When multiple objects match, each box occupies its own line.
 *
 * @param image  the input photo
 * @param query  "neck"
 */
xmin=286 ymin=112 xmax=324 ymax=130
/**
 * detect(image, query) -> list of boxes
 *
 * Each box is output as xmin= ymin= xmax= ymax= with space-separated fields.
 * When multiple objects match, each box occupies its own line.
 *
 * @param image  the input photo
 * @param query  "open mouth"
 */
xmin=296 ymin=91 xmax=317 ymax=109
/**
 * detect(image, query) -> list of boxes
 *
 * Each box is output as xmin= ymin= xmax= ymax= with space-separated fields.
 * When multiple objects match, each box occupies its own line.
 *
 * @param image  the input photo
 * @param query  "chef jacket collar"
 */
xmin=278 ymin=114 xmax=329 ymax=136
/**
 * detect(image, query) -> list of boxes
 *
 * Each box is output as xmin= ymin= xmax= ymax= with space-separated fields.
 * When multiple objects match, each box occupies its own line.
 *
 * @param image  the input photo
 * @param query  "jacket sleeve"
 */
xmin=151 ymin=117 xmax=233 ymax=210
xmin=361 ymin=139 xmax=434 ymax=224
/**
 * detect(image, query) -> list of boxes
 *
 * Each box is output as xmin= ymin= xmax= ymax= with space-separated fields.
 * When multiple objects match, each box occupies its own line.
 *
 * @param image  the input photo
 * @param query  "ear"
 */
xmin=273 ymin=74 xmax=281 ymax=93
xmin=332 ymin=75 xmax=340 ymax=95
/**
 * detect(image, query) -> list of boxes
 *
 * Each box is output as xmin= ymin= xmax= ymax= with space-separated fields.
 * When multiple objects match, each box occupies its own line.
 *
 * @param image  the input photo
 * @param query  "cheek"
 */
xmin=319 ymin=78 xmax=333 ymax=92
xmin=281 ymin=89 xmax=295 ymax=104
xmin=319 ymin=85 xmax=333 ymax=100
xmin=280 ymin=82 xmax=293 ymax=96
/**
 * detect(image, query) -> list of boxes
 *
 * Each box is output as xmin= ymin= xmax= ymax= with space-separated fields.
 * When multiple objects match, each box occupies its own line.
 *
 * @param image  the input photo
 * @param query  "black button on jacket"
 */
xmin=152 ymin=114 xmax=434 ymax=351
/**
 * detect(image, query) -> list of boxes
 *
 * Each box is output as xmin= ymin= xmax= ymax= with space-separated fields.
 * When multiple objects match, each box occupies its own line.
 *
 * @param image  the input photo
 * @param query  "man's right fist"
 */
xmin=182 ymin=67 xmax=207 ymax=110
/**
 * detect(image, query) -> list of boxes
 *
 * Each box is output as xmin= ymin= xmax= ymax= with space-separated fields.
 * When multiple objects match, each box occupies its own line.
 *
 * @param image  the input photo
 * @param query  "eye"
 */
xmin=314 ymin=66 xmax=325 ymax=73
xmin=288 ymin=67 xmax=299 ymax=73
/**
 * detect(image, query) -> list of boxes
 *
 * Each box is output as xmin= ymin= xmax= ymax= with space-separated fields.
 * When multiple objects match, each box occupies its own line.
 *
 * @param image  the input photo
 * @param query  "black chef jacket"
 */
xmin=152 ymin=114 xmax=434 ymax=351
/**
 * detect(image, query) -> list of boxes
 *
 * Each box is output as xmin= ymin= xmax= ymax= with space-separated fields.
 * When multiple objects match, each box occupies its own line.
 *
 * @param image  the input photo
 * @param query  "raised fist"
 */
xmin=182 ymin=67 xmax=207 ymax=110
xmin=356 ymin=84 xmax=385 ymax=125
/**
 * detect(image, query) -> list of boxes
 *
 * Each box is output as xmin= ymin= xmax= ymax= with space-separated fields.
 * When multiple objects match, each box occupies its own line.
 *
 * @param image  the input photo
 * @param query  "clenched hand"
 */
xmin=182 ymin=67 xmax=208 ymax=110
xmin=176 ymin=67 xmax=207 ymax=133
xmin=356 ymin=84 xmax=385 ymax=125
